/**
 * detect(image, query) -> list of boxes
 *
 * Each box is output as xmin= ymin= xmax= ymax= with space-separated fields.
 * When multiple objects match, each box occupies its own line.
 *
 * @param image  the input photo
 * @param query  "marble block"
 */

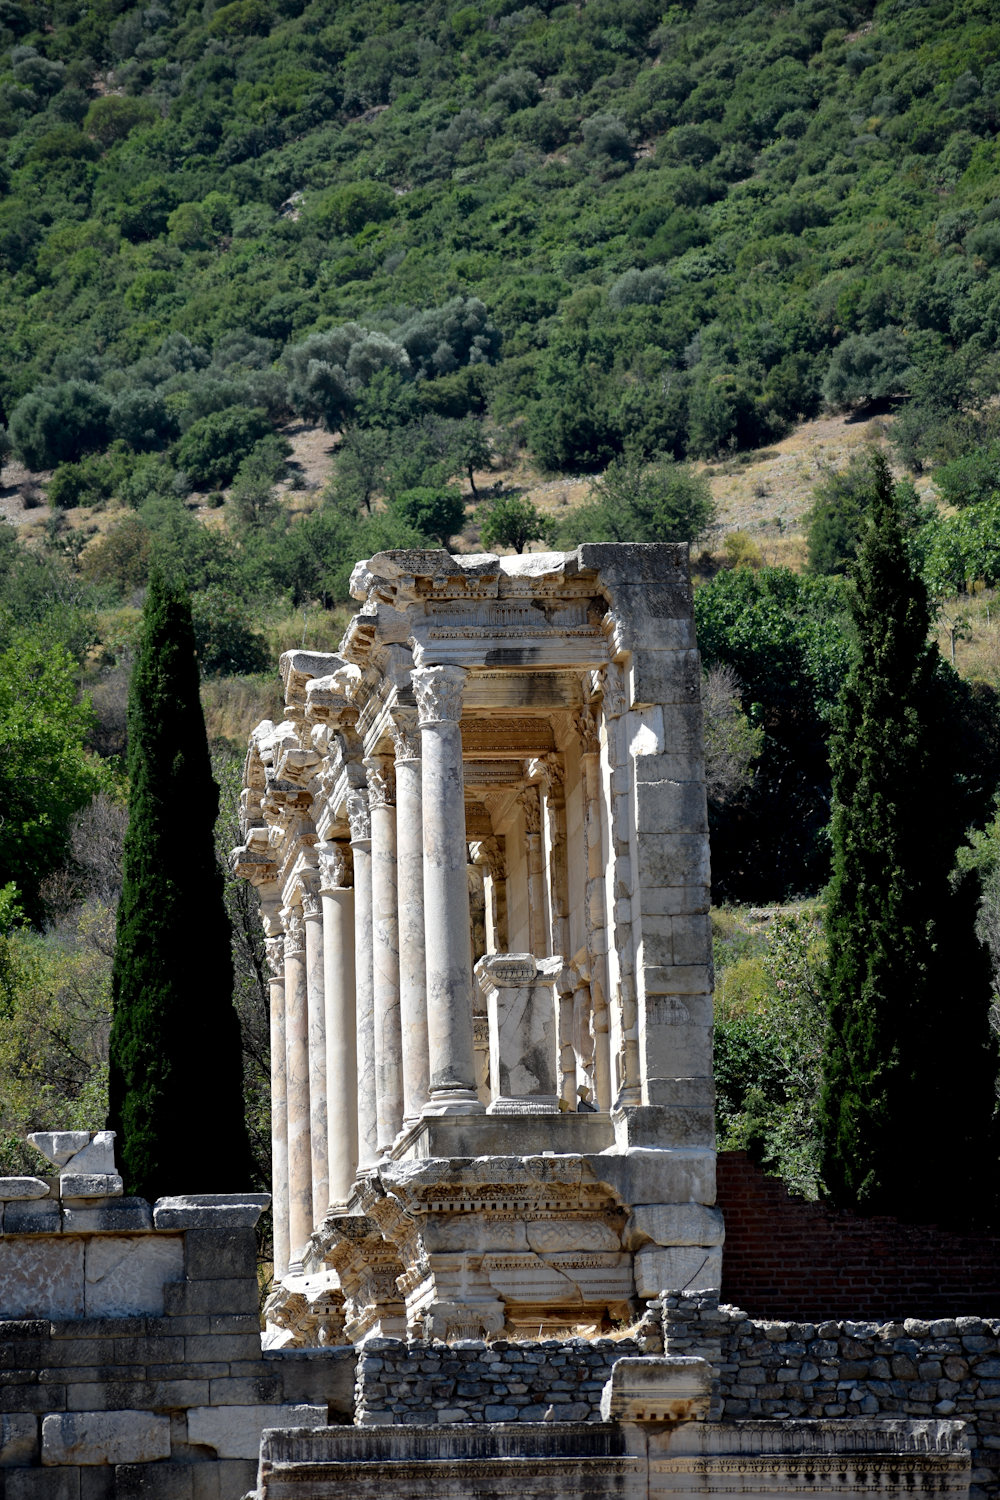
xmin=0 ymin=1237 xmax=84 ymax=1319
xmin=41 ymin=1411 xmax=170 ymax=1466
xmin=0 ymin=1179 xmax=49 ymax=1200
xmin=84 ymin=1234 xmax=184 ymax=1317
xmin=59 ymin=1131 xmax=117 ymax=1177
xmin=3 ymin=1198 xmax=61 ymax=1235
xmin=62 ymin=1198 xmax=153 ymax=1234
xmin=60 ymin=1174 xmax=123 ymax=1199
xmin=28 ymin=1132 xmax=90 ymax=1167
xmin=633 ymin=1244 xmax=723 ymax=1299
xmin=476 ymin=954 xmax=562 ymax=1112
xmin=153 ymin=1194 xmax=271 ymax=1229
xmin=600 ymin=1356 xmax=712 ymax=1422
xmin=186 ymin=1404 xmax=327 ymax=1460
xmin=623 ymin=1203 xmax=725 ymax=1250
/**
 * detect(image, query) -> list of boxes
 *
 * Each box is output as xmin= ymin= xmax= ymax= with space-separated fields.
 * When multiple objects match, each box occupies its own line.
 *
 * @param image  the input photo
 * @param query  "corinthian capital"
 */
xmin=518 ymin=785 xmax=541 ymax=836
xmin=364 ymin=753 xmax=396 ymax=809
xmin=318 ymin=840 xmax=353 ymax=891
xmin=282 ymin=906 xmax=305 ymax=957
xmin=265 ymin=936 xmax=285 ymax=979
xmin=347 ymin=788 xmax=371 ymax=844
xmin=412 ymin=665 xmax=467 ymax=727
xmin=389 ymin=708 xmax=421 ymax=763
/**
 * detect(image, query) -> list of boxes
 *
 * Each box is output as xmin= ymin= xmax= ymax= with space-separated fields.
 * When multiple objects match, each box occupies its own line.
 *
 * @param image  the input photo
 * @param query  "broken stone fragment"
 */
xmin=0 ymin=1178 xmax=50 ymax=1200
xmin=27 ymin=1131 xmax=91 ymax=1166
xmin=153 ymin=1192 xmax=271 ymax=1229
xmin=61 ymin=1131 xmax=117 ymax=1176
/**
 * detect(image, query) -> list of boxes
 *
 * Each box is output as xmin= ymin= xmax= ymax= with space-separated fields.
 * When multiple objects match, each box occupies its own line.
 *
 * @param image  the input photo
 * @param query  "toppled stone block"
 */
xmin=0 ymin=1413 xmax=41 ymax=1465
xmin=153 ymin=1195 xmax=271 ymax=1230
xmin=61 ymin=1134 xmax=117 ymax=1179
xmin=624 ymin=1203 xmax=726 ymax=1250
xmin=60 ymin=1176 xmax=123 ymax=1200
xmin=634 ymin=1244 xmax=722 ymax=1299
xmin=41 ymin=1411 xmax=170 ymax=1466
xmin=0 ymin=1179 xmax=50 ymax=1201
xmin=186 ymin=1404 xmax=326 ymax=1460
xmin=28 ymin=1133 xmax=91 ymax=1168
xmin=599 ymin=1355 xmax=712 ymax=1422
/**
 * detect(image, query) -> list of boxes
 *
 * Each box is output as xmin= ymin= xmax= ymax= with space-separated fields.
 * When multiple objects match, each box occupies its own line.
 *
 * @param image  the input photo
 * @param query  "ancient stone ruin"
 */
xmin=0 ymin=544 xmax=986 ymax=1500
xmin=230 ymin=543 xmax=719 ymax=1345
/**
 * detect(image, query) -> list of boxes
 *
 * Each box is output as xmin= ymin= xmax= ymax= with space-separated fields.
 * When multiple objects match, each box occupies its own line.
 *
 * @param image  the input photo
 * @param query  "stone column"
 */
xmin=473 ymin=837 xmax=508 ymax=954
xmin=412 ymin=665 xmax=484 ymax=1116
xmin=281 ymin=906 xmax=313 ymax=1264
xmin=365 ymin=753 xmax=403 ymax=1152
xmin=390 ymin=710 xmax=430 ymax=1126
xmin=265 ymin=937 xmax=290 ymax=1281
xmin=302 ymin=878 xmax=329 ymax=1227
xmin=518 ymin=785 xmax=547 ymax=959
xmin=319 ymin=841 xmax=357 ymax=1207
xmin=576 ymin=700 xmax=612 ymax=1112
xmin=541 ymin=757 xmax=570 ymax=959
xmin=349 ymin=789 xmax=379 ymax=1171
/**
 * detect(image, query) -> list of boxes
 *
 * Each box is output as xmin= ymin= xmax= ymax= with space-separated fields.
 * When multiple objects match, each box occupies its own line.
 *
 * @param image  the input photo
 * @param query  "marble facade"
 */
xmin=231 ymin=542 xmax=717 ymax=1345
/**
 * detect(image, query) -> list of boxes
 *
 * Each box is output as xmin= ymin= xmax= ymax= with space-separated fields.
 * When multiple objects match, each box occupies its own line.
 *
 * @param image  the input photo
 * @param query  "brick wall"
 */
xmin=717 ymin=1152 xmax=1000 ymax=1320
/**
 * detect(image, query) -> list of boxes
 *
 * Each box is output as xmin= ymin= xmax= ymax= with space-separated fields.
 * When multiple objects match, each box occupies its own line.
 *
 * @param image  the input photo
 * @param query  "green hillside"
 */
xmin=0 ymin=0 xmax=998 ymax=473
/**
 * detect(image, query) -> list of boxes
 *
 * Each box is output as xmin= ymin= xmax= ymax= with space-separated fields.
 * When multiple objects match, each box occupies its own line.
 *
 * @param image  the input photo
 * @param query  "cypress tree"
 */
xmin=109 ymin=571 xmax=251 ymax=1200
xmin=819 ymin=454 xmax=998 ymax=1224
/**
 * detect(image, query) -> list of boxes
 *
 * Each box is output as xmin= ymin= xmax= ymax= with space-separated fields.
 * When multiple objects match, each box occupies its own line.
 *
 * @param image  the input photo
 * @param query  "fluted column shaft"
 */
xmin=320 ymin=842 xmax=358 ymax=1207
xmin=412 ymin=665 xmax=484 ymax=1116
xmin=265 ymin=938 xmax=290 ymax=1280
xmin=366 ymin=754 xmax=403 ymax=1151
xmin=391 ymin=711 xmax=429 ymax=1125
xmin=349 ymin=789 xmax=379 ymax=1171
xmin=302 ymin=884 xmax=328 ymax=1226
xmin=281 ymin=906 xmax=313 ymax=1262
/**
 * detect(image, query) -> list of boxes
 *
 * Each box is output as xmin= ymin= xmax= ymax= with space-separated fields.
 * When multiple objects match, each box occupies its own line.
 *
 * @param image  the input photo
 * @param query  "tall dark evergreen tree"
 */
xmin=819 ymin=454 xmax=998 ymax=1224
xmin=108 ymin=571 xmax=251 ymax=1200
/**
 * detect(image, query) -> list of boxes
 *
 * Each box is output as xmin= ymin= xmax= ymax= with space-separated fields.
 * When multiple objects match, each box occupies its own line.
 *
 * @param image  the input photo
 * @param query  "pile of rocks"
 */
xmin=354 ymin=1336 xmax=641 ymax=1425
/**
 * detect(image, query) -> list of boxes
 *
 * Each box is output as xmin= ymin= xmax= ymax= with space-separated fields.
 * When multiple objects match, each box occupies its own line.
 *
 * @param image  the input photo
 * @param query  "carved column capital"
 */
xmin=364 ymin=753 xmax=396 ymax=810
xmin=599 ymin=663 xmax=626 ymax=720
xmin=301 ymin=878 xmax=323 ymax=921
xmin=282 ymin=906 xmax=306 ymax=957
xmin=265 ymin=936 xmax=285 ymax=979
xmin=347 ymin=787 xmax=371 ymax=845
xmin=470 ymin=836 xmax=506 ymax=882
xmin=412 ymin=665 xmax=467 ymax=727
xmin=318 ymin=840 xmax=353 ymax=891
xmin=574 ymin=703 xmax=601 ymax=755
xmin=389 ymin=708 xmax=421 ymax=763
xmin=517 ymin=785 xmax=541 ymax=836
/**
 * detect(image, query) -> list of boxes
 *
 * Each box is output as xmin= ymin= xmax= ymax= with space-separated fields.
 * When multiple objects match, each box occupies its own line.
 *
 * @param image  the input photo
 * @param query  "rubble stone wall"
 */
xmin=353 ymin=1336 xmax=641 ymax=1426
xmin=718 ymin=1153 xmax=1000 ymax=1318
xmin=663 ymin=1293 xmax=1000 ymax=1498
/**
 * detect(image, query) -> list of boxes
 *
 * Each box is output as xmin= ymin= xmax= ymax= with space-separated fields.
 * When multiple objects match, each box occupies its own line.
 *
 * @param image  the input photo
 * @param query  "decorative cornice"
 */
xmin=389 ymin=708 xmax=421 ymax=763
xmin=363 ymin=753 xmax=396 ymax=810
xmin=412 ymin=664 xmax=467 ymax=727
xmin=347 ymin=788 xmax=371 ymax=845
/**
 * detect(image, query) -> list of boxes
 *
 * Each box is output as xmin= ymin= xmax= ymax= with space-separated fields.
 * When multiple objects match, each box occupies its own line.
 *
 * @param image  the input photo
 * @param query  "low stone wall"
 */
xmin=354 ymin=1337 xmax=641 ymax=1426
xmin=718 ymin=1152 xmax=1000 ymax=1318
xmin=662 ymin=1292 xmax=1000 ymax=1497
xmin=0 ymin=1219 xmax=355 ymax=1500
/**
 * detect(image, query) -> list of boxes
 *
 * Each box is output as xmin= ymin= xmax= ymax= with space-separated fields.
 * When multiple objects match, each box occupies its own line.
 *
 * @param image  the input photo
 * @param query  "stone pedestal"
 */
xmin=412 ymin=665 xmax=484 ymax=1117
xmin=475 ymin=953 xmax=564 ymax=1114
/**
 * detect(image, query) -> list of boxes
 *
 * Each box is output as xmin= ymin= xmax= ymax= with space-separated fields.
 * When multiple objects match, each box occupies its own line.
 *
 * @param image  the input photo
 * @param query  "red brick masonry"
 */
xmin=717 ymin=1151 xmax=1000 ymax=1319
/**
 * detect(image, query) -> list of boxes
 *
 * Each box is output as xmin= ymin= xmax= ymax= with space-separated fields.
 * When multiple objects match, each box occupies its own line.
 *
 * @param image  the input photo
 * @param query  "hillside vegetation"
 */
xmin=0 ymin=0 xmax=998 ymax=476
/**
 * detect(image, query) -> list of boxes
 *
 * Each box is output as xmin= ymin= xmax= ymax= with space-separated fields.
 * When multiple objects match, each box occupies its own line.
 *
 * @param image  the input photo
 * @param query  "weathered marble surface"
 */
xmin=303 ymin=897 xmax=330 ymax=1221
xmin=84 ymin=1233 xmax=184 ymax=1316
xmin=350 ymin=791 xmax=378 ymax=1173
xmin=393 ymin=727 xmax=429 ymax=1126
xmin=41 ymin=1411 xmax=170 ymax=1466
xmin=0 ymin=1237 xmax=85 ymax=1319
xmin=186 ymin=1403 xmax=327 ymax=1460
xmin=322 ymin=880 xmax=358 ymax=1206
xmin=282 ymin=919 xmax=313 ymax=1261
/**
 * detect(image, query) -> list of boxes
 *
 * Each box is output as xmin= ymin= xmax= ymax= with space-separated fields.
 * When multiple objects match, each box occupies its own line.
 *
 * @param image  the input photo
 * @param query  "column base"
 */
xmin=421 ymin=1087 xmax=486 ymax=1116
